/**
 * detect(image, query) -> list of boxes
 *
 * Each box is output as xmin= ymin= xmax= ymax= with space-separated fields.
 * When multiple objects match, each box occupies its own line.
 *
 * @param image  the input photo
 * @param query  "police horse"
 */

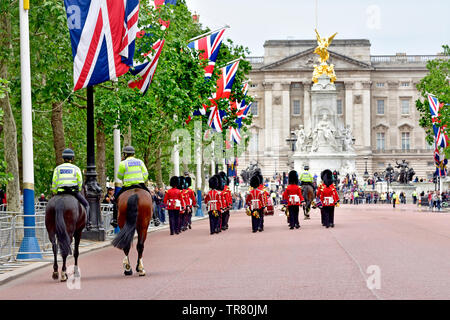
xmin=112 ymin=188 xmax=153 ymax=276
xmin=45 ymin=193 xmax=86 ymax=282
xmin=302 ymin=185 xmax=315 ymax=220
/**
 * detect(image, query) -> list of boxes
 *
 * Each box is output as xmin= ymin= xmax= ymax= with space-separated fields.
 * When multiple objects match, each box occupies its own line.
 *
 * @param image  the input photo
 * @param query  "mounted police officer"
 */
xmin=110 ymin=146 xmax=150 ymax=228
xmin=51 ymin=148 xmax=91 ymax=230
xmin=300 ymin=165 xmax=315 ymax=191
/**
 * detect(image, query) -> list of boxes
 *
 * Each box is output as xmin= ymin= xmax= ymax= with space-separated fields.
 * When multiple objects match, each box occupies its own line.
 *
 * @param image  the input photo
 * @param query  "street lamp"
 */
xmin=363 ymin=156 xmax=369 ymax=181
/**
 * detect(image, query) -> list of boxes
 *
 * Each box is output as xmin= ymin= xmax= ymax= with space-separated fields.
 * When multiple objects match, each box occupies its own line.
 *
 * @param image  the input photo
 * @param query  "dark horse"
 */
xmin=302 ymin=185 xmax=315 ymax=220
xmin=112 ymin=188 xmax=153 ymax=276
xmin=45 ymin=194 xmax=86 ymax=282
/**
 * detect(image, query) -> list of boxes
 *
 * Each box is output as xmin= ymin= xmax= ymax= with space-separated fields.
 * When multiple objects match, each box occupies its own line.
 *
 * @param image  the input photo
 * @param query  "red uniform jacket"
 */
xmin=222 ymin=185 xmax=232 ymax=209
xmin=282 ymin=184 xmax=305 ymax=206
xmin=257 ymin=185 xmax=268 ymax=207
xmin=316 ymin=183 xmax=339 ymax=207
xmin=186 ymin=188 xmax=197 ymax=207
xmin=246 ymin=189 xmax=265 ymax=210
xmin=164 ymin=188 xmax=185 ymax=211
xmin=205 ymin=190 xmax=223 ymax=212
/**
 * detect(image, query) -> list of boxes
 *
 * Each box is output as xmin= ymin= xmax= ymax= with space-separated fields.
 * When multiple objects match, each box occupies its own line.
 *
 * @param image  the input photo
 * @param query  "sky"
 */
xmin=185 ymin=0 xmax=449 ymax=57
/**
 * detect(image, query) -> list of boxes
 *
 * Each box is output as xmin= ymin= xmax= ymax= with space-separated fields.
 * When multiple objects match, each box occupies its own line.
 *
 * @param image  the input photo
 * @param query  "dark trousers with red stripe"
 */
xmin=221 ymin=210 xmax=230 ymax=229
xmin=288 ymin=205 xmax=300 ymax=228
xmin=168 ymin=210 xmax=180 ymax=234
xmin=208 ymin=211 xmax=220 ymax=234
xmin=251 ymin=209 xmax=263 ymax=232
xmin=322 ymin=206 xmax=335 ymax=227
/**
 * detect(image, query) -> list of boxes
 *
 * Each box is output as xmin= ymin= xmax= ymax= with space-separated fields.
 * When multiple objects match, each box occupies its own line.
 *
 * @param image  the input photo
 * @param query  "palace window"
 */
xmin=401 ymin=132 xmax=411 ymax=150
xmin=250 ymin=132 xmax=259 ymax=153
xmin=250 ymin=83 xmax=258 ymax=88
xmin=401 ymin=82 xmax=410 ymax=87
xmin=401 ymin=99 xmax=410 ymax=115
xmin=376 ymin=82 xmax=385 ymax=88
xmin=376 ymin=132 xmax=385 ymax=151
xmin=251 ymin=101 xmax=258 ymax=116
xmin=292 ymin=100 xmax=301 ymax=115
xmin=337 ymin=99 xmax=343 ymax=115
xmin=376 ymin=100 xmax=385 ymax=115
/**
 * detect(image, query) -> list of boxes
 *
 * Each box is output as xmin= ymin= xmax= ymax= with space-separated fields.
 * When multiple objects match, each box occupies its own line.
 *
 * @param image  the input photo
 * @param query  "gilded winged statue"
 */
xmin=312 ymin=29 xmax=338 ymax=83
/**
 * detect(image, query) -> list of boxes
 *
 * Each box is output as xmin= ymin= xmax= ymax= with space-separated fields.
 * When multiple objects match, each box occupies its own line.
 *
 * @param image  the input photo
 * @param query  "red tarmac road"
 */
xmin=1 ymin=204 xmax=450 ymax=300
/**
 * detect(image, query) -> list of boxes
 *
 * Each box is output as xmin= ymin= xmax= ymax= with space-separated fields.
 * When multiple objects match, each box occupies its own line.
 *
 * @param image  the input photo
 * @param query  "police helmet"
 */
xmin=304 ymin=165 xmax=309 ymax=171
xmin=122 ymin=146 xmax=135 ymax=155
xmin=62 ymin=148 xmax=75 ymax=161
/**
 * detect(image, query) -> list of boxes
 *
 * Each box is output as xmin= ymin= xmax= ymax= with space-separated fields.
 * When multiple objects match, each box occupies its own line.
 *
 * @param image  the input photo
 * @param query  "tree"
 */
xmin=416 ymin=45 xmax=450 ymax=158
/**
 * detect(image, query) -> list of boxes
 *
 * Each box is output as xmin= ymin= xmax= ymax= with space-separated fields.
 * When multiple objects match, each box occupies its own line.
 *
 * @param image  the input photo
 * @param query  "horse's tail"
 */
xmin=112 ymin=194 xmax=139 ymax=250
xmin=55 ymin=198 xmax=72 ymax=256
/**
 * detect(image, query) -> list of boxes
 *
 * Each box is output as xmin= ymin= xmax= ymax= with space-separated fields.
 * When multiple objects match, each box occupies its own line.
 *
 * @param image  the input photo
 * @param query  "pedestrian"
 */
xmin=156 ymin=188 xmax=166 ymax=224
xmin=246 ymin=175 xmax=265 ymax=233
xmin=282 ymin=170 xmax=305 ymax=230
xmin=412 ymin=190 xmax=417 ymax=205
xmin=392 ymin=192 xmax=397 ymax=208
xmin=317 ymin=169 xmax=340 ymax=228
xmin=205 ymin=176 xmax=222 ymax=235
xmin=164 ymin=176 xmax=185 ymax=235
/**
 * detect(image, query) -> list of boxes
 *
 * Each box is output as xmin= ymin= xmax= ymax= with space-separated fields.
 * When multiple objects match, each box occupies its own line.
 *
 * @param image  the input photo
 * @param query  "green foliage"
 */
xmin=415 ymin=44 xmax=450 ymax=158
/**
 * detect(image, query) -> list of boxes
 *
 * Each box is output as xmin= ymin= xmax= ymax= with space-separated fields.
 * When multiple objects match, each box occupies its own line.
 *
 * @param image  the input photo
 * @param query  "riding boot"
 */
xmin=111 ymin=203 xmax=118 ymax=228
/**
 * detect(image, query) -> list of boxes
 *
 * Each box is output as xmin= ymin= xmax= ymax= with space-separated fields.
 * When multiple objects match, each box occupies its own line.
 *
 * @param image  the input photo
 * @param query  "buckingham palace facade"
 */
xmin=239 ymin=39 xmax=444 ymax=180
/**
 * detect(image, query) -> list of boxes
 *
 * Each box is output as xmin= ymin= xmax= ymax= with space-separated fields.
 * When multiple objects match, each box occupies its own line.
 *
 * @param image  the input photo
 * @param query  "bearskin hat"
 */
xmin=209 ymin=176 xmax=219 ymax=190
xmin=321 ymin=169 xmax=333 ymax=187
xmin=178 ymin=176 xmax=186 ymax=190
xmin=185 ymin=176 xmax=192 ymax=188
xmin=250 ymin=175 xmax=260 ymax=189
xmin=214 ymin=174 xmax=224 ymax=191
xmin=288 ymin=170 xmax=299 ymax=185
xmin=170 ymin=176 xmax=179 ymax=188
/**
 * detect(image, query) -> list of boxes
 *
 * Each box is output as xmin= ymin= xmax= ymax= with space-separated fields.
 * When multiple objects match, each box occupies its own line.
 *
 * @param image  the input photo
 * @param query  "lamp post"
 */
xmin=82 ymin=86 xmax=105 ymax=241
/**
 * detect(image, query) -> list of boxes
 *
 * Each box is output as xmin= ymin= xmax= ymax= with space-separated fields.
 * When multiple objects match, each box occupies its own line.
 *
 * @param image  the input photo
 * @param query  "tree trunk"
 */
xmin=96 ymin=119 xmax=106 ymax=196
xmin=123 ymin=123 xmax=132 ymax=147
xmin=51 ymin=102 xmax=65 ymax=165
xmin=155 ymin=146 xmax=163 ymax=188
xmin=0 ymin=11 xmax=20 ymax=213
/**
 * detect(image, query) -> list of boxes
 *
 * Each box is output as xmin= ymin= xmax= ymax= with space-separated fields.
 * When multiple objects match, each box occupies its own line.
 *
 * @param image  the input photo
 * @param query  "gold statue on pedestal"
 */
xmin=312 ymin=29 xmax=338 ymax=83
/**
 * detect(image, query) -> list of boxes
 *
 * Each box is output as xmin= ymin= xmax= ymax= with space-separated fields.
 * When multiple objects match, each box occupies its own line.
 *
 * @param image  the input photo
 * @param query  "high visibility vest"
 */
xmin=51 ymin=163 xmax=83 ymax=194
xmin=300 ymin=172 xmax=313 ymax=182
xmin=117 ymin=157 xmax=148 ymax=187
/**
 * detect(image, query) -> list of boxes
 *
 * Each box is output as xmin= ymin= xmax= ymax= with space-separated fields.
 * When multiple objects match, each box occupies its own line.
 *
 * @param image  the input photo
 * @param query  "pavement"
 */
xmin=0 ymin=204 xmax=449 ymax=300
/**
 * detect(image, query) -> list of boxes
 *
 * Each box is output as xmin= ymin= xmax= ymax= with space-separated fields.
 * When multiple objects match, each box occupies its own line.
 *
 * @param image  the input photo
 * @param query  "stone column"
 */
xmin=281 ymin=82 xmax=291 ymax=152
xmin=303 ymin=82 xmax=312 ymax=133
xmin=263 ymin=82 xmax=273 ymax=156
xmin=387 ymin=81 xmax=399 ymax=150
xmin=344 ymin=81 xmax=354 ymax=130
xmin=362 ymin=81 xmax=372 ymax=149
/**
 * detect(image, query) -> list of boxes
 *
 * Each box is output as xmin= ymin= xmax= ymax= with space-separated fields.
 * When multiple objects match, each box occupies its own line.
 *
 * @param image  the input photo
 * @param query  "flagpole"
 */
xmin=218 ymin=57 xmax=243 ymax=68
xmin=17 ymin=0 xmax=42 ymax=260
xmin=188 ymin=25 xmax=230 ymax=43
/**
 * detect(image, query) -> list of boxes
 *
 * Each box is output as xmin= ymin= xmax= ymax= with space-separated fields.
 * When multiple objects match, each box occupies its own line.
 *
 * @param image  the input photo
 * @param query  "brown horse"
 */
xmin=111 ymin=188 xmax=153 ymax=276
xmin=45 ymin=194 xmax=86 ymax=282
xmin=302 ymin=184 xmax=315 ymax=220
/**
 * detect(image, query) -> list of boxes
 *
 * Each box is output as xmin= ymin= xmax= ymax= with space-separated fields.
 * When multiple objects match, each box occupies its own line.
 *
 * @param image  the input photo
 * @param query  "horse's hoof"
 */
xmin=52 ymin=272 xmax=59 ymax=280
xmin=74 ymin=267 xmax=81 ymax=278
xmin=124 ymin=270 xmax=133 ymax=276
xmin=138 ymin=270 xmax=146 ymax=277
xmin=60 ymin=272 xmax=67 ymax=282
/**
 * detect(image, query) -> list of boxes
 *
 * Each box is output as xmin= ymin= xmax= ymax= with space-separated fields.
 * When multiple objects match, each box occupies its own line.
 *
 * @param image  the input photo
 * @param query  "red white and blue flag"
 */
xmin=64 ymin=0 xmax=138 ymax=91
xmin=119 ymin=0 xmax=140 ymax=67
xmin=213 ymin=60 xmax=240 ymax=100
xmin=428 ymin=94 xmax=449 ymax=148
xmin=229 ymin=101 xmax=252 ymax=144
xmin=434 ymin=147 xmax=448 ymax=177
xmin=188 ymin=28 xmax=227 ymax=79
xmin=128 ymin=39 xmax=165 ymax=95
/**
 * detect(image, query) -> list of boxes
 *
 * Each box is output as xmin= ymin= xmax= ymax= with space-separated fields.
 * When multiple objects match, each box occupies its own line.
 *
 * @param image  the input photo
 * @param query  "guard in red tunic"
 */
xmin=219 ymin=172 xmax=232 ymax=231
xmin=246 ymin=175 xmax=265 ymax=233
xmin=282 ymin=170 xmax=306 ymax=230
xmin=185 ymin=177 xmax=197 ymax=230
xmin=164 ymin=176 xmax=185 ymax=235
xmin=255 ymin=173 xmax=268 ymax=231
xmin=316 ymin=169 xmax=340 ymax=228
xmin=179 ymin=176 xmax=190 ymax=232
xmin=205 ymin=176 xmax=223 ymax=235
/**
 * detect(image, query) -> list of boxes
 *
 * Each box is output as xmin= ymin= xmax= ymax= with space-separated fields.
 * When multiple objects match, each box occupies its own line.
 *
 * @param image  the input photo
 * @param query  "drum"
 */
xmin=266 ymin=198 xmax=274 ymax=216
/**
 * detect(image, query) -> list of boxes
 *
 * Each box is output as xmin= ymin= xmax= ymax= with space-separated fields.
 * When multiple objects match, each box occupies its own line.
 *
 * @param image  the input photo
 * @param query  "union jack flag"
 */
xmin=128 ymin=39 xmax=165 ymax=95
xmin=428 ymin=94 xmax=449 ymax=148
xmin=151 ymin=0 xmax=177 ymax=9
xmin=434 ymin=147 xmax=448 ymax=177
xmin=229 ymin=102 xmax=252 ymax=144
xmin=119 ymin=0 xmax=140 ymax=67
xmin=214 ymin=60 xmax=240 ymax=100
xmin=64 ymin=0 xmax=137 ymax=91
xmin=207 ymin=103 xmax=227 ymax=133
xmin=188 ymin=28 xmax=227 ymax=79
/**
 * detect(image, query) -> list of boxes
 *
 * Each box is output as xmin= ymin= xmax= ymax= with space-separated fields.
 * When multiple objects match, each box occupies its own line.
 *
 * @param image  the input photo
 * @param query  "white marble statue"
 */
xmin=341 ymin=125 xmax=355 ymax=152
xmin=312 ymin=114 xmax=338 ymax=151
xmin=295 ymin=125 xmax=307 ymax=152
xmin=341 ymin=159 xmax=356 ymax=176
